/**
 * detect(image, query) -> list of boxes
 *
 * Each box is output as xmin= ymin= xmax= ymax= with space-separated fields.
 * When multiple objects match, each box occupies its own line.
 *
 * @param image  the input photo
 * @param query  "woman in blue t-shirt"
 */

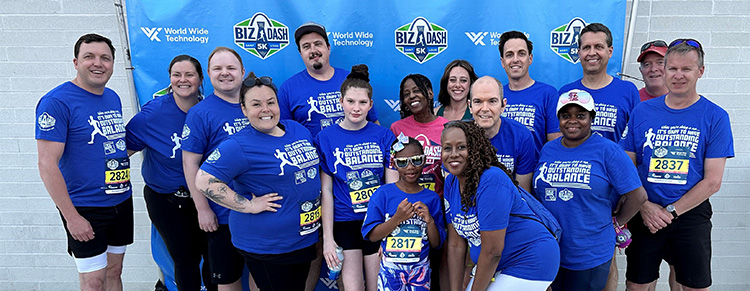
xmin=125 ymin=55 xmax=213 ymax=290
xmin=195 ymin=72 xmax=322 ymax=290
xmin=315 ymin=65 xmax=397 ymax=291
xmin=442 ymin=121 xmax=560 ymax=291
xmin=534 ymin=89 xmax=647 ymax=291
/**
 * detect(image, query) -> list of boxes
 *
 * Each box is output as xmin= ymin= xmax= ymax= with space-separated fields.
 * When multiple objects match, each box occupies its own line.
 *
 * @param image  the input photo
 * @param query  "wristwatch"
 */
xmin=666 ymin=204 xmax=678 ymax=219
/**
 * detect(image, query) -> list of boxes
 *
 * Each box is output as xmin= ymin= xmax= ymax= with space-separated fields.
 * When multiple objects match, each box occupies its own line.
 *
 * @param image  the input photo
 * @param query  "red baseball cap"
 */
xmin=637 ymin=40 xmax=667 ymax=62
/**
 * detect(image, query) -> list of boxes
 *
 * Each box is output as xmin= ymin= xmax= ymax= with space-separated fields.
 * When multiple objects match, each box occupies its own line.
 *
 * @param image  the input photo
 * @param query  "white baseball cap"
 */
xmin=556 ymin=89 xmax=595 ymax=115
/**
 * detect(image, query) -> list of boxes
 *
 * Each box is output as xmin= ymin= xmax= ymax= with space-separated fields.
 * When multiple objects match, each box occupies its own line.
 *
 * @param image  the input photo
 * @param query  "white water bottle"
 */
xmin=328 ymin=247 xmax=344 ymax=280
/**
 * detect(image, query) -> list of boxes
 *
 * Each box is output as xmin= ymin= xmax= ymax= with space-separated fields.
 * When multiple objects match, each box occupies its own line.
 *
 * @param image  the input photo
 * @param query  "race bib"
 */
xmin=384 ymin=224 xmax=422 ymax=263
xmin=418 ymin=173 xmax=436 ymax=191
xmin=648 ymin=146 xmax=690 ymax=185
xmin=105 ymin=157 xmax=130 ymax=194
xmin=299 ymin=195 xmax=321 ymax=236
xmin=348 ymin=174 xmax=380 ymax=213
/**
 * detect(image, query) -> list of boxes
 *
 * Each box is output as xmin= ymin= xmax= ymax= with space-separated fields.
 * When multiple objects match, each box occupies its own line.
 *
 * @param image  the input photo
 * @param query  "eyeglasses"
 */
xmin=669 ymin=39 xmax=703 ymax=51
xmin=394 ymin=155 xmax=426 ymax=168
xmin=640 ymin=40 xmax=667 ymax=53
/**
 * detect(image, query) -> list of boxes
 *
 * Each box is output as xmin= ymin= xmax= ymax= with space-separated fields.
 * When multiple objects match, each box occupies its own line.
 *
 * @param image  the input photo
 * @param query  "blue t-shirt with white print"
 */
xmin=182 ymin=93 xmax=249 ymax=224
xmin=503 ymin=81 xmax=560 ymax=151
xmin=534 ymin=134 xmax=641 ymax=270
xmin=559 ymin=77 xmax=639 ymax=142
xmin=619 ymin=96 xmax=734 ymax=207
xmin=445 ymin=167 xmax=559 ymax=281
xmin=126 ymin=93 xmax=189 ymax=194
xmin=200 ymin=120 xmax=321 ymax=254
xmin=362 ymin=183 xmax=445 ymax=265
xmin=489 ymin=117 xmax=539 ymax=176
xmin=278 ymin=68 xmax=378 ymax=137
xmin=314 ymin=122 xmax=394 ymax=221
xmin=35 ymin=81 xmax=131 ymax=207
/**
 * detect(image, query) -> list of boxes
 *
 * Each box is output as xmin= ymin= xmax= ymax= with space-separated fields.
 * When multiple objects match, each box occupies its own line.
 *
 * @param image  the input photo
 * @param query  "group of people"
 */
xmin=35 ymin=19 xmax=733 ymax=291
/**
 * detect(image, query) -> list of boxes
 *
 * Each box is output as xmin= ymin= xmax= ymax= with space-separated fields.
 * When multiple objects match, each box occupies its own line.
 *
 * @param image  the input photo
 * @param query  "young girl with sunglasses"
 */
xmin=315 ymin=64 xmax=398 ymax=291
xmin=362 ymin=134 xmax=445 ymax=291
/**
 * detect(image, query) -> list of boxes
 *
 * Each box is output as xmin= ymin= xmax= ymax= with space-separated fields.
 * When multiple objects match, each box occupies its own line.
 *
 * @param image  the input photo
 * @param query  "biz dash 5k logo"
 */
xmin=233 ymin=12 xmax=289 ymax=60
xmin=550 ymin=17 xmax=587 ymax=64
xmin=394 ymin=17 xmax=448 ymax=64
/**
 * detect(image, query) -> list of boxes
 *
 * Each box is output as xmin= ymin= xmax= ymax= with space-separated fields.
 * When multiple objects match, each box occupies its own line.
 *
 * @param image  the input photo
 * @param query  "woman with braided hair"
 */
xmin=442 ymin=121 xmax=559 ymax=290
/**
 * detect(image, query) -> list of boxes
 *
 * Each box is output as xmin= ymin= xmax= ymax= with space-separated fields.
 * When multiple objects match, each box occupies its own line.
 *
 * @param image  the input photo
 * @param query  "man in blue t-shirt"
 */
xmin=279 ymin=21 xmax=379 ymax=290
xmin=558 ymin=23 xmax=640 ymax=291
xmin=36 ymin=34 xmax=132 ymax=290
xmin=498 ymin=31 xmax=561 ymax=151
xmin=469 ymin=76 xmax=538 ymax=193
xmin=558 ymin=23 xmax=639 ymax=143
xmin=620 ymin=39 xmax=734 ymax=291
xmin=278 ymin=21 xmax=378 ymax=138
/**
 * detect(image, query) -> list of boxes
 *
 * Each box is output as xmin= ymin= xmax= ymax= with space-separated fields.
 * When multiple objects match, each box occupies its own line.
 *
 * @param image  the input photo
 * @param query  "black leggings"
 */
xmin=144 ymin=185 xmax=216 ymax=291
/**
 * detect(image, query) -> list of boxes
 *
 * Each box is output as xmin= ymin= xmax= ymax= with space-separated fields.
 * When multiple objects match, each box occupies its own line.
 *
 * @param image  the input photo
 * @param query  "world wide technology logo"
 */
xmin=550 ymin=17 xmax=587 ymax=64
xmin=233 ymin=12 xmax=289 ymax=60
xmin=394 ymin=17 xmax=448 ymax=64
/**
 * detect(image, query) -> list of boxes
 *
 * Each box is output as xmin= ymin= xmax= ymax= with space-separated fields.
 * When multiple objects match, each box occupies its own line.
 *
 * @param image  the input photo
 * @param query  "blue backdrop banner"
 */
xmin=126 ymin=1 xmax=625 ymax=127
xmin=126 ymin=1 xmax=625 ymax=290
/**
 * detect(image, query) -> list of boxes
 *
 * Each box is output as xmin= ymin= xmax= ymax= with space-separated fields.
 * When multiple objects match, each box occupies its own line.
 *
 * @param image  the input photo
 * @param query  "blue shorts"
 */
xmin=551 ymin=258 xmax=611 ymax=291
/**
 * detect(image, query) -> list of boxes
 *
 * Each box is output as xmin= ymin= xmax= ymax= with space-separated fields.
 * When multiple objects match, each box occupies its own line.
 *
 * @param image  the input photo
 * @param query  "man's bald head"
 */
xmin=471 ymin=76 xmax=503 ymax=99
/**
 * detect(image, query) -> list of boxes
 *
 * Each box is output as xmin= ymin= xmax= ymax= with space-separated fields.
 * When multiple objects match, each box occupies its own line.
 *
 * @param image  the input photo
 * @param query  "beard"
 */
xmin=313 ymin=61 xmax=323 ymax=70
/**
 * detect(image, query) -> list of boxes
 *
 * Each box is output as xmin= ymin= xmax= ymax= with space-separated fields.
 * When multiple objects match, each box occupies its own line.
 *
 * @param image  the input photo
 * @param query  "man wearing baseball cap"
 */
xmin=278 ymin=21 xmax=379 ymax=291
xmin=637 ymin=40 xmax=669 ymax=102
xmin=621 ymin=38 xmax=734 ymax=291
xmin=278 ymin=21 xmax=379 ymax=138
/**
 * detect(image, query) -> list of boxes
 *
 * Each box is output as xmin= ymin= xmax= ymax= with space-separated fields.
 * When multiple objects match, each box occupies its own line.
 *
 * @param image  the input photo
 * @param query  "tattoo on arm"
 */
xmin=208 ymin=177 xmax=226 ymax=184
xmin=200 ymin=188 xmax=225 ymax=203
xmin=233 ymin=193 xmax=249 ymax=206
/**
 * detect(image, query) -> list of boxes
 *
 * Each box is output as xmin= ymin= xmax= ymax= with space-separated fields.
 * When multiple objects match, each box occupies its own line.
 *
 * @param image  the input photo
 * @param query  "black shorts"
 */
xmin=625 ymin=200 xmax=712 ymax=288
xmin=333 ymin=220 xmax=380 ymax=256
xmin=238 ymin=245 xmax=316 ymax=290
xmin=206 ymin=224 xmax=245 ymax=284
xmin=60 ymin=196 xmax=134 ymax=258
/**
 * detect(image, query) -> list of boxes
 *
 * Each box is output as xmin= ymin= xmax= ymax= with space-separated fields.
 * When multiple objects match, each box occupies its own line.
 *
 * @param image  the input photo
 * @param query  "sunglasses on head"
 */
xmin=394 ymin=155 xmax=426 ymax=168
xmin=243 ymin=75 xmax=274 ymax=87
xmin=640 ymin=40 xmax=667 ymax=53
xmin=669 ymin=39 xmax=703 ymax=50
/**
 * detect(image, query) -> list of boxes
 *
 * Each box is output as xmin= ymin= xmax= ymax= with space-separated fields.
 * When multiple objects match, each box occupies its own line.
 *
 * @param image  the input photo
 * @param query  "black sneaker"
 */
xmin=155 ymin=280 xmax=168 ymax=291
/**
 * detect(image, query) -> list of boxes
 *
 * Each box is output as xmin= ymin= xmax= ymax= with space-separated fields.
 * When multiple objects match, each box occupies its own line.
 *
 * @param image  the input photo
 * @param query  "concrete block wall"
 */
xmin=0 ymin=0 xmax=152 ymax=290
xmin=0 ymin=0 xmax=747 ymax=290
xmin=621 ymin=1 xmax=750 ymax=290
